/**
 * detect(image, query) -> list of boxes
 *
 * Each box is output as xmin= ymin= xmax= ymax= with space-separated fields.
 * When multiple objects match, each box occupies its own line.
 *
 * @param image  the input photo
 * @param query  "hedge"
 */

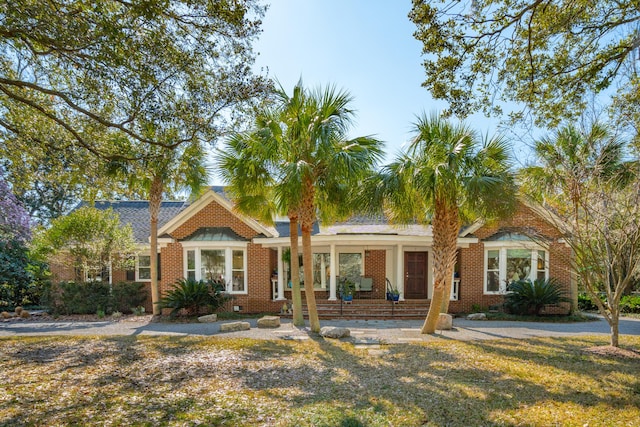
xmin=44 ymin=281 xmax=147 ymax=315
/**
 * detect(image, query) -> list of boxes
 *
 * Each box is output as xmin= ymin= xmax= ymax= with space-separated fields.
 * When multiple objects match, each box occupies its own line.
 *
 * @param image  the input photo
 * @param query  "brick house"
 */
xmin=52 ymin=187 xmax=575 ymax=315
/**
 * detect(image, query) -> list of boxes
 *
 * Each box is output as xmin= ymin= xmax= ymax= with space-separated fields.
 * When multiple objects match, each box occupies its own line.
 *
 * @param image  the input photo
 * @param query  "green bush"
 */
xmin=44 ymin=281 xmax=147 ymax=315
xmin=158 ymin=278 xmax=230 ymax=316
xmin=620 ymin=295 xmax=640 ymax=314
xmin=504 ymin=278 xmax=570 ymax=315
xmin=578 ymin=292 xmax=601 ymax=311
xmin=111 ymin=282 xmax=147 ymax=314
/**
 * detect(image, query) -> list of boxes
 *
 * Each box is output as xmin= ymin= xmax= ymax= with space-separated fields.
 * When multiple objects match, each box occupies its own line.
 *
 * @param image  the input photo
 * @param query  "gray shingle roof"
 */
xmin=88 ymin=200 xmax=189 ymax=243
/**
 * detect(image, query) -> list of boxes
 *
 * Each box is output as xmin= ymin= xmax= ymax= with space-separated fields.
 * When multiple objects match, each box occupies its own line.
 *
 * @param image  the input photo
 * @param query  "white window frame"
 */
xmin=483 ymin=242 xmax=549 ymax=295
xmin=182 ymin=242 xmax=248 ymax=294
xmin=136 ymin=254 xmax=151 ymax=282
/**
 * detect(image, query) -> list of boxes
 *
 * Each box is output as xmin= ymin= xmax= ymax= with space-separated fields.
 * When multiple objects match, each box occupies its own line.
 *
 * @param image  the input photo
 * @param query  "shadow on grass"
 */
xmin=2 ymin=335 xmax=640 ymax=426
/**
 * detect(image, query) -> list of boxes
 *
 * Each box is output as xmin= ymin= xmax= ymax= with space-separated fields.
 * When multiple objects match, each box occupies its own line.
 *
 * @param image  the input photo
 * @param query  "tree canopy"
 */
xmin=410 ymin=0 xmax=640 ymax=126
xmin=35 ymin=206 xmax=137 ymax=282
xmin=368 ymin=113 xmax=515 ymax=333
xmin=0 ymin=0 xmax=269 ymax=161
xmin=519 ymin=122 xmax=639 ymax=347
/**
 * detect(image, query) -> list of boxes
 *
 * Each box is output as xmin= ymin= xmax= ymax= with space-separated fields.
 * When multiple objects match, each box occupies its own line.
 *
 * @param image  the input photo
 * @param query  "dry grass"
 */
xmin=1 ymin=335 xmax=639 ymax=426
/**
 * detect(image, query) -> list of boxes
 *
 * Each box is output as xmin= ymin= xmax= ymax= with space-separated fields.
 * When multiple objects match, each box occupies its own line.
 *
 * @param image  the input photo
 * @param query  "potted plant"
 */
xmin=386 ymin=282 xmax=400 ymax=302
xmin=339 ymin=277 xmax=355 ymax=302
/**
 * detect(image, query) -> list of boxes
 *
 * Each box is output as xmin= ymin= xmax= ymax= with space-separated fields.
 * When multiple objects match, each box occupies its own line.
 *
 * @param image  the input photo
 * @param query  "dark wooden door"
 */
xmin=404 ymin=252 xmax=428 ymax=299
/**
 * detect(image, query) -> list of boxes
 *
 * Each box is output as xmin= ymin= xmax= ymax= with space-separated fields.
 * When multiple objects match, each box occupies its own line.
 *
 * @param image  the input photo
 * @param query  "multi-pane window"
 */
xmin=484 ymin=247 xmax=548 ymax=294
xmin=232 ymin=250 xmax=244 ymax=291
xmin=486 ymin=250 xmax=500 ymax=293
xmin=186 ymin=250 xmax=196 ymax=280
xmin=137 ymin=255 xmax=151 ymax=281
xmin=184 ymin=247 xmax=246 ymax=293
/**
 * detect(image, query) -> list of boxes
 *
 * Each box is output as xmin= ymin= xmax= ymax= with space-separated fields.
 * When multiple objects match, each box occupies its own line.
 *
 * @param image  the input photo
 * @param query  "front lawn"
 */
xmin=1 ymin=335 xmax=639 ymax=426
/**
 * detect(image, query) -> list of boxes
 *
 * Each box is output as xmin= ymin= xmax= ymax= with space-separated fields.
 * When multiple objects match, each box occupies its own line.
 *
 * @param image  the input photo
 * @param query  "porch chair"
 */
xmin=357 ymin=277 xmax=373 ymax=299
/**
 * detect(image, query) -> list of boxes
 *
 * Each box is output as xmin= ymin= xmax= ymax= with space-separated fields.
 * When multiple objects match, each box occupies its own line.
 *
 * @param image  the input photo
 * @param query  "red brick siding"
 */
xmin=452 ymin=203 xmax=573 ymax=314
xmin=49 ymin=261 xmax=75 ymax=282
xmin=161 ymin=199 xmax=282 ymax=314
xmin=364 ymin=250 xmax=386 ymax=299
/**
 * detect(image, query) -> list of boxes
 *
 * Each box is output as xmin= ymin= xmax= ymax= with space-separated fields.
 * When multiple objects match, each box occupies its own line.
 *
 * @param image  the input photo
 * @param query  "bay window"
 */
xmin=484 ymin=245 xmax=549 ymax=294
xmin=183 ymin=246 xmax=247 ymax=293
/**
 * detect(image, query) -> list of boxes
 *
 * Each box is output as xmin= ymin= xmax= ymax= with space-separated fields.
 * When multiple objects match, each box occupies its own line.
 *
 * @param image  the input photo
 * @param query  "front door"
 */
xmin=404 ymin=252 xmax=428 ymax=299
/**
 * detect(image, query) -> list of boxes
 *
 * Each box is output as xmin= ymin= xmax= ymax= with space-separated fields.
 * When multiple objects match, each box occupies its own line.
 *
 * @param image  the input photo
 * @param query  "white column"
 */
xmin=396 ymin=244 xmax=404 ymax=301
xmin=329 ymin=243 xmax=337 ymax=300
xmin=277 ymin=246 xmax=285 ymax=300
xmin=320 ymin=254 xmax=327 ymax=289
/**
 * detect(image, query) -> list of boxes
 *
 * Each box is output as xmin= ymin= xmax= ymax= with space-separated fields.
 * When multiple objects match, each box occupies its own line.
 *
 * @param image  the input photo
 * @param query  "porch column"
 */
xmin=317 ymin=254 xmax=325 ymax=289
xmin=396 ymin=244 xmax=405 ymax=301
xmin=276 ymin=246 xmax=285 ymax=300
xmin=329 ymin=243 xmax=337 ymax=300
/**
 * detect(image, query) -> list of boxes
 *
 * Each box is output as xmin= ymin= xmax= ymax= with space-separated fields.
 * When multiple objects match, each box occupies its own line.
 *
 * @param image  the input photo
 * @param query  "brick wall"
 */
xmin=453 ymin=203 xmax=573 ymax=314
xmin=364 ymin=250 xmax=386 ymax=299
xmin=161 ymin=198 xmax=282 ymax=314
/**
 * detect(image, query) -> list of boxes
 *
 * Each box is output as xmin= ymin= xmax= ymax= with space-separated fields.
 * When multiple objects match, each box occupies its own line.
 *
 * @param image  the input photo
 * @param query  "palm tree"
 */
xmin=113 ymin=141 xmax=209 ymax=315
xmin=519 ymin=122 xmax=637 ymax=347
xmin=369 ymin=113 xmax=515 ymax=334
xmin=219 ymin=81 xmax=383 ymax=333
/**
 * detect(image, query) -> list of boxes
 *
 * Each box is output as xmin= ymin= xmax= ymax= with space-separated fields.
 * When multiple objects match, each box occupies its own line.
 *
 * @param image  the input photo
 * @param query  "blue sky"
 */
xmin=252 ymin=0 xmax=534 ymax=167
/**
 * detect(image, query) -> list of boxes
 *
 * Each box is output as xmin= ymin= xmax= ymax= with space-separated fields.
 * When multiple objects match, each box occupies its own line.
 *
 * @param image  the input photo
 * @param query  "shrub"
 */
xmin=111 ymin=282 xmax=147 ymax=314
xmin=578 ymin=292 xmax=601 ymax=311
xmin=620 ymin=295 xmax=640 ymax=314
xmin=158 ymin=278 xmax=230 ymax=316
xmin=504 ymin=278 xmax=570 ymax=315
xmin=44 ymin=281 xmax=147 ymax=315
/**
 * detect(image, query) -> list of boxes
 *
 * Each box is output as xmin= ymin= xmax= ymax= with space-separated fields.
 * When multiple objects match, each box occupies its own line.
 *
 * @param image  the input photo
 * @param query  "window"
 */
xmin=312 ymin=253 xmax=330 ymax=289
xmin=232 ymin=250 xmax=244 ymax=291
xmin=339 ymin=252 xmax=362 ymax=280
xmin=486 ymin=250 xmax=500 ymax=293
xmin=137 ymin=255 xmax=151 ymax=281
xmin=484 ymin=247 xmax=548 ymax=294
xmin=183 ymin=247 xmax=247 ymax=293
xmin=201 ymin=249 xmax=225 ymax=282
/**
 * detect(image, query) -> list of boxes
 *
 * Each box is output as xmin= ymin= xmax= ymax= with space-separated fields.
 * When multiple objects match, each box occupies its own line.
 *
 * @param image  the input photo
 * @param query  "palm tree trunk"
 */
xmin=289 ymin=214 xmax=304 ymax=326
xmin=149 ymin=174 xmax=163 ymax=316
xmin=301 ymin=177 xmax=320 ymax=333
xmin=302 ymin=222 xmax=320 ymax=333
xmin=440 ymin=205 xmax=461 ymax=314
xmin=422 ymin=199 xmax=459 ymax=333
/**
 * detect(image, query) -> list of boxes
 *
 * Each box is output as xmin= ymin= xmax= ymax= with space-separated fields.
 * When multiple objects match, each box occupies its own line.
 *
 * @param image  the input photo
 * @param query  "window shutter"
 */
xmin=157 ymin=253 xmax=162 ymax=280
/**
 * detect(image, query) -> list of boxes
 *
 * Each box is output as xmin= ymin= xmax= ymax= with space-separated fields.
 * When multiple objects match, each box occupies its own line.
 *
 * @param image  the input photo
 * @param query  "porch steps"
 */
xmin=287 ymin=299 xmax=433 ymax=320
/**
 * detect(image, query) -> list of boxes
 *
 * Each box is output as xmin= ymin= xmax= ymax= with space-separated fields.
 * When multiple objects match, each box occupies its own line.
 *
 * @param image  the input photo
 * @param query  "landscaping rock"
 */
xmin=436 ymin=313 xmax=453 ymax=330
xmin=219 ymin=321 xmax=250 ymax=332
xmin=257 ymin=316 xmax=280 ymax=328
xmin=197 ymin=314 xmax=218 ymax=323
xmin=320 ymin=326 xmax=350 ymax=339
xmin=467 ymin=313 xmax=487 ymax=320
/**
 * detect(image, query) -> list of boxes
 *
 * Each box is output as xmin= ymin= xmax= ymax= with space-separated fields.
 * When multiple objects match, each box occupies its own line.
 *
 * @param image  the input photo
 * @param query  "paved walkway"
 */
xmin=2 ymin=315 xmax=640 ymax=344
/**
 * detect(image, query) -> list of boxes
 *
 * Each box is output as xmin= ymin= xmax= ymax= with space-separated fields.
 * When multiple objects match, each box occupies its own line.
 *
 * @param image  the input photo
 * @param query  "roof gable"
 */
xmin=157 ymin=187 xmax=277 ymax=238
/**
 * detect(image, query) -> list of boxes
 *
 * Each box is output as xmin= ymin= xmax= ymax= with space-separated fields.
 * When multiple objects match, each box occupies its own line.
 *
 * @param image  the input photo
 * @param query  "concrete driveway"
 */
xmin=2 ymin=315 xmax=640 ymax=344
